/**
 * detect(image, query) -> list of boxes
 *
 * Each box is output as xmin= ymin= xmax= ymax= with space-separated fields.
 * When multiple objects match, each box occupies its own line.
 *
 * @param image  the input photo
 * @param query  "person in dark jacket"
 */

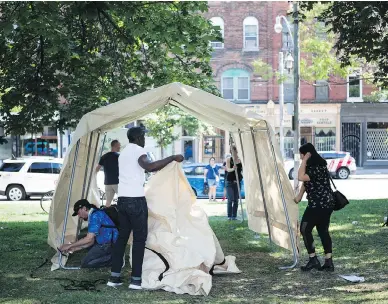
xmin=294 ymin=143 xmax=335 ymax=272
xmin=225 ymin=146 xmax=243 ymax=220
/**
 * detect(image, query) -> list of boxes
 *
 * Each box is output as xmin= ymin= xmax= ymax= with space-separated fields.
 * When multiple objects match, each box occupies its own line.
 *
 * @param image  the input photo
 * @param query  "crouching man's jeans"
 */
xmin=81 ymin=243 xmax=113 ymax=268
xmin=111 ymin=197 xmax=148 ymax=281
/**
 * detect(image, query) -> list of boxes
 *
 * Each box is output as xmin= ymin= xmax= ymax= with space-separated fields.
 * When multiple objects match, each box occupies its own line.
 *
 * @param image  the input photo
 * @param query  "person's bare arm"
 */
xmin=95 ymin=164 xmax=102 ymax=173
xmin=59 ymin=233 xmax=95 ymax=253
xmin=298 ymin=156 xmax=311 ymax=182
xmin=138 ymin=154 xmax=184 ymax=172
xmin=294 ymin=184 xmax=305 ymax=203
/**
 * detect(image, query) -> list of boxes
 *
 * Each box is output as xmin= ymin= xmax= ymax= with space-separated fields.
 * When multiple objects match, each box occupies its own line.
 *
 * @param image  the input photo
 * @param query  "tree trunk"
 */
xmin=160 ymin=146 xmax=164 ymax=159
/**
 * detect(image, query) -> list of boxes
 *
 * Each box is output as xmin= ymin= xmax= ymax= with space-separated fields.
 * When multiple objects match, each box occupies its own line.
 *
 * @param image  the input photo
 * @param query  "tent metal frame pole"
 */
xmin=229 ymin=133 xmax=244 ymax=222
xmin=75 ymin=132 xmax=94 ymax=241
xmin=81 ymin=132 xmax=94 ymax=198
xmin=85 ymin=131 xmax=101 ymax=199
xmin=237 ymin=129 xmax=245 ymax=161
xmin=264 ymin=122 xmax=298 ymax=269
xmin=59 ymin=140 xmax=81 ymax=270
xmin=99 ymin=132 xmax=107 ymax=206
xmin=250 ymin=127 xmax=273 ymax=244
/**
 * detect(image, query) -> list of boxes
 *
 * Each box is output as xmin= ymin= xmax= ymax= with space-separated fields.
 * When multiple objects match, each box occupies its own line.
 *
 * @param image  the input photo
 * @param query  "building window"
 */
xmin=367 ymin=122 xmax=388 ymax=160
xmin=243 ymin=17 xmax=259 ymax=50
xmin=210 ymin=17 xmax=224 ymax=49
xmin=315 ymin=80 xmax=329 ymax=101
xmin=221 ymin=69 xmax=250 ymax=101
xmin=347 ymin=69 xmax=362 ymax=102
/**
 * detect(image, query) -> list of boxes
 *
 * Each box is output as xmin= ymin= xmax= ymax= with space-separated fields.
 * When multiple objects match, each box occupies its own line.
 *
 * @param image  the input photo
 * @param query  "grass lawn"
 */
xmin=0 ymin=199 xmax=388 ymax=304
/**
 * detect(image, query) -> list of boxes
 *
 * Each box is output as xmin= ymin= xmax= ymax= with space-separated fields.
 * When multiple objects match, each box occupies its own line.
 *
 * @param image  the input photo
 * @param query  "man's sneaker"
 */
xmin=129 ymin=279 xmax=142 ymax=290
xmin=107 ymin=276 xmax=123 ymax=287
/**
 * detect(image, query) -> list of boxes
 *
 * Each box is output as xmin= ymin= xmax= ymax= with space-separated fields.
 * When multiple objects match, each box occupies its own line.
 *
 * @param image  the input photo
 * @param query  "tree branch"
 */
xmin=97 ymin=7 xmax=135 ymax=45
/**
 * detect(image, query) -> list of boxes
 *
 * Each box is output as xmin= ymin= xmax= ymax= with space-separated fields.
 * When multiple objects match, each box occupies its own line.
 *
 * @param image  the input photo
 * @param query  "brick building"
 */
xmin=201 ymin=1 xmax=388 ymax=167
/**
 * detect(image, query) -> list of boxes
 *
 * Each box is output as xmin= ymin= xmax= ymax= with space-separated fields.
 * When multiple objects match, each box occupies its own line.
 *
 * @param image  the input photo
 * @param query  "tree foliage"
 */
xmin=300 ymin=1 xmax=388 ymax=87
xmin=253 ymin=3 xmax=357 ymax=84
xmin=0 ymin=1 xmax=220 ymax=135
xmin=145 ymin=105 xmax=213 ymax=156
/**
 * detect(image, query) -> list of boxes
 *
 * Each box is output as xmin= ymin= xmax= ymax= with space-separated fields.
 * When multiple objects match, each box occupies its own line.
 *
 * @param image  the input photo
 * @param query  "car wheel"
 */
xmin=336 ymin=167 xmax=350 ymax=180
xmin=191 ymin=187 xmax=197 ymax=197
xmin=289 ymin=168 xmax=294 ymax=180
xmin=6 ymin=185 xmax=26 ymax=201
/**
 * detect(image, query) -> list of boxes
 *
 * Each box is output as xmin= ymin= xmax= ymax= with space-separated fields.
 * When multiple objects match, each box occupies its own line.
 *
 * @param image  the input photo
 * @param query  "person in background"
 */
xmin=294 ymin=143 xmax=335 ymax=272
xmin=107 ymin=127 xmax=184 ymax=290
xmin=222 ymin=154 xmax=231 ymax=202
xmin=58 ymin=199 xmax=118 ymax=268
xmin=204 ymin=157 xmax=221 ymax=202
xmin=96 ymin=140 xmax=121 ymax=207
xmin=184 ymin=144 xmax=193 ymax=162
xmin=226 ymin=146 xmax=243 ymax=220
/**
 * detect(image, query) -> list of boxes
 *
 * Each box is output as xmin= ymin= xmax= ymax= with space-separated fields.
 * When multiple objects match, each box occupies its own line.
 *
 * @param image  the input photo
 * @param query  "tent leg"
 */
xmin=250 ymin=127 xmax=272 ymax=244
xmin=237 ymin=129 xmax=245 ymax=161
xmin=59 ymin=140 xmax=81 ymax=270
xmin=75 ymin=132 xmax=94 ymax=241
xmin=99 ymin=132 xmax=107 ymax=206
xmin=229 ymin=133 xmax=244 ymax=222
xmin=264 ymin=123 xmax=298 ymax=269
xmin=237 ymin=129 xmax=246 ymax=222
xmin=85 ymin=131 xmax=101 ymax=199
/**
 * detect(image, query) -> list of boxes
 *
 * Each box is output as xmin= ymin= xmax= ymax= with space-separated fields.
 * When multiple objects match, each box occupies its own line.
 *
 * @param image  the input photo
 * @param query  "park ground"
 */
xmin=0 ymin=198 xmax=388 ymax=304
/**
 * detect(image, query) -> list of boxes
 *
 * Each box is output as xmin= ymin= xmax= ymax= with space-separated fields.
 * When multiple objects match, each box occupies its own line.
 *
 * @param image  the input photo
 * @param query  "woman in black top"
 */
xmin=294 ymin=143 xmax=335 ymax=272
xmin=226 ymin=146 xmax=243 ymax=220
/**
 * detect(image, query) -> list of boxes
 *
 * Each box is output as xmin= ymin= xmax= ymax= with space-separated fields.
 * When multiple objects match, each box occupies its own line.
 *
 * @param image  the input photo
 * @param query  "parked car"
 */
xmin=284 ymin=151 xmax=357 ymax=180
xmin=183 ymin=163 xmax=245 ymax=199
xmin=0 ymin=157 xmax=63 ymax=201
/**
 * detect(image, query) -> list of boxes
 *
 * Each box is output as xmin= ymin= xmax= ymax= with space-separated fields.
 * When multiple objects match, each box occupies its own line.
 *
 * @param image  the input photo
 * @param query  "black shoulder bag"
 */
xmin=327 ymin=169 xmax=349 ymax=211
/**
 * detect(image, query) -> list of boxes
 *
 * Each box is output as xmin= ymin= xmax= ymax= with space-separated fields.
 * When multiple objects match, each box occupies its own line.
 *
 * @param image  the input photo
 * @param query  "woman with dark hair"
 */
xmin=294 ymin=143 xmax=335 ymax=272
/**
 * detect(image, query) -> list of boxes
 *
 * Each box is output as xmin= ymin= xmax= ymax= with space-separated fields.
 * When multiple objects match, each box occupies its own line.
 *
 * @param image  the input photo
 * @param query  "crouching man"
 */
xmin=58 ymin=199 xmax=118 ymax=268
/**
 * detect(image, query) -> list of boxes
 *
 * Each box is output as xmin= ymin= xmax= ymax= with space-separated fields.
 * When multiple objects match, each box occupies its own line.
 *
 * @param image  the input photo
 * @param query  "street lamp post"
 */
xmin=274 ymin=3 xmax=300 ymax=193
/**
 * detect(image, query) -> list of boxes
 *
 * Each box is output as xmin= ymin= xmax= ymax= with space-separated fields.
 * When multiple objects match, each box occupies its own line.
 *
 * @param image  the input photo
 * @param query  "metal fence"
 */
xmin=281 ymin=136 xmax=336 ymax=159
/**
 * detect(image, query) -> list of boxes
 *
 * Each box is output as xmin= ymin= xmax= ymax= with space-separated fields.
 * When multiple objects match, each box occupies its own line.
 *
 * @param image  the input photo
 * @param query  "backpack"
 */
xmin=93 ymin=205 xmax=119 ymax=228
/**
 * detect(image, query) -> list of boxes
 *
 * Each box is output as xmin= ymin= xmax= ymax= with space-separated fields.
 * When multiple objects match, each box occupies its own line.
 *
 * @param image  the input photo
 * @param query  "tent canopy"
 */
xmin=48 ymin=82 xmax=298 ymax=270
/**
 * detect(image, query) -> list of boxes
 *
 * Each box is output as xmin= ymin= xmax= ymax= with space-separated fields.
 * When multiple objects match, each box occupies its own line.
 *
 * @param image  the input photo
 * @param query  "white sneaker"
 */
xmin=129 ymin=279 xmax=142 ymax=290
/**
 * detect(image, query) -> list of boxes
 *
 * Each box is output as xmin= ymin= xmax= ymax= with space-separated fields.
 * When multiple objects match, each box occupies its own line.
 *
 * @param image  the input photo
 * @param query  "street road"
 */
xmin=0 ymin=176 xmax=386 ymax=207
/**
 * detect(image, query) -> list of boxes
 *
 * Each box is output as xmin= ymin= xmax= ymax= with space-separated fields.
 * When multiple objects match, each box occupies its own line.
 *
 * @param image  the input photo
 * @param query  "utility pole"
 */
xmin=292 ymin=2 xmax=300 ymax=193
xmin=279 ymin=51 xmax=285 ymax=160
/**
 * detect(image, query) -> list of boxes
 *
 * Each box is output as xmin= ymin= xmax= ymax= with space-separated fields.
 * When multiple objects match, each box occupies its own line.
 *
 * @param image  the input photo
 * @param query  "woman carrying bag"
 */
xmin=294 ymin=143 xmax=335 ymax=272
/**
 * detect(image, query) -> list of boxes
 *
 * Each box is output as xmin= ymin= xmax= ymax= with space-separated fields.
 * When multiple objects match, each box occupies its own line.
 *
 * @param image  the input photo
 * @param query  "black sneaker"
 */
xmin=301 ymin=256 xmax=321 ymax=271
xmin=129 ymin=279 xmax=142 ymax=290
xmin=107 ymin=276 xmax=123 ymax=287
xmin=319 ymin=258 xmax=334 ymax=272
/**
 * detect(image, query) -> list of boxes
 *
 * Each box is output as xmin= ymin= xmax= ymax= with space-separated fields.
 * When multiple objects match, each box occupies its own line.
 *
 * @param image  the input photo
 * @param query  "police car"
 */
xmin=285 ymin=151 xmax=357 ymax=180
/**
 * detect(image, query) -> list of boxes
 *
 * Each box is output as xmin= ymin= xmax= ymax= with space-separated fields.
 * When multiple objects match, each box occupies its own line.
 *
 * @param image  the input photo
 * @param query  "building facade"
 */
xmin=205 ymin=1 xmax=384 ymax=165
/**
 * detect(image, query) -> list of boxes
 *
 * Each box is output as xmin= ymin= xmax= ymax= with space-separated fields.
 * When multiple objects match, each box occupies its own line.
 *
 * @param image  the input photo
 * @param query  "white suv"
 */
xmin=0 ymin=157 xmax=63 ymax=201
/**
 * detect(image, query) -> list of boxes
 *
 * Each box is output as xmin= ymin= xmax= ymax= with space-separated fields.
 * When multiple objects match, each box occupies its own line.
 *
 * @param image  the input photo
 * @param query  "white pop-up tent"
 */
xmin=48 ymin=82 xmax=298 ymax=272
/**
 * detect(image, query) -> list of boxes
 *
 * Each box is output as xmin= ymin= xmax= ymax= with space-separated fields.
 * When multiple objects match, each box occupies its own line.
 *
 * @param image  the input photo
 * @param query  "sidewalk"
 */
xmin=351 ymin=167 xmax=388 ymax=179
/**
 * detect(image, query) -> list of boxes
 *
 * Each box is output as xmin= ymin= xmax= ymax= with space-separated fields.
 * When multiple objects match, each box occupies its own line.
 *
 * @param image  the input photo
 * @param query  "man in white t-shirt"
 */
xmin=107 ymin=126 xmax=184 ymax=290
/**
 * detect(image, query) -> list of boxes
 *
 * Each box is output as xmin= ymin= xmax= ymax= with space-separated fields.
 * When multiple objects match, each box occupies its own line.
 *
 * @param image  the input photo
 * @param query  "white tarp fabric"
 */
xmin=48 ymin=82 xmax=298 ymax=271
xmin=139 ymin=162 xmax=240 ymax=295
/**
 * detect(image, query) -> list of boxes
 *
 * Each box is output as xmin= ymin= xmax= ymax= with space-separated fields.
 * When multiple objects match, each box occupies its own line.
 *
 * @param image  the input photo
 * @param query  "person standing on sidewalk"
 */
xmin=96 ymin=140 xmax=121 ymax=207
xmin=107 ymin=126 xmax=184 ymax=290
xmin=225 ymin=146 xmax=243 ymax=220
